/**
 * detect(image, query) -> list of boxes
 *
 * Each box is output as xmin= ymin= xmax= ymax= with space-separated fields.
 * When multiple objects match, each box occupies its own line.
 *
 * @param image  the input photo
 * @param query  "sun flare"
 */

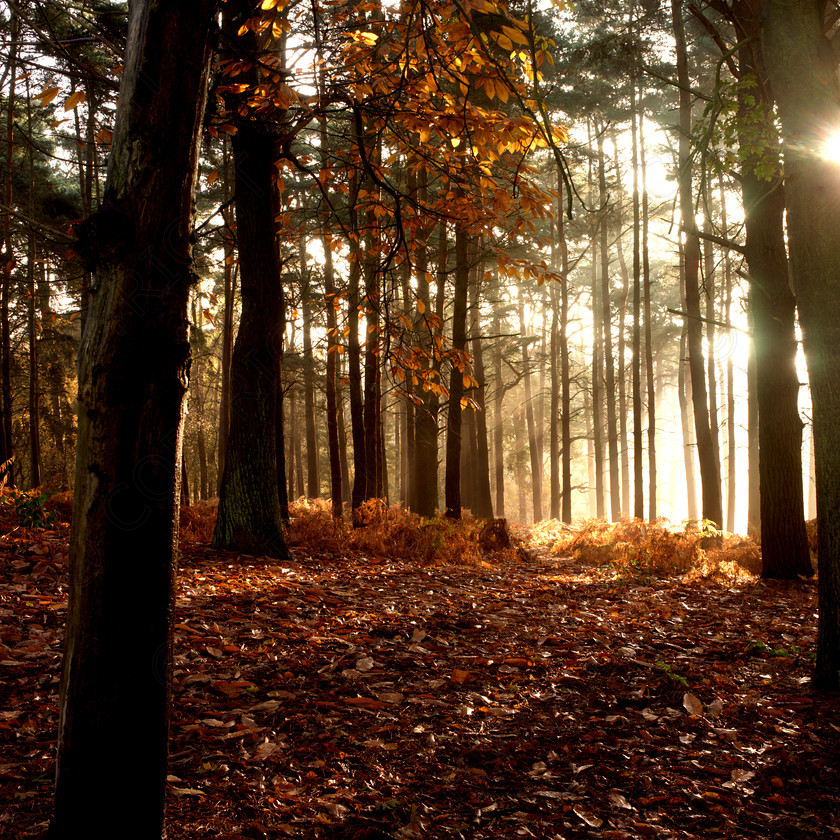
xmin=821 ymin=129 xmax=840 ymax=163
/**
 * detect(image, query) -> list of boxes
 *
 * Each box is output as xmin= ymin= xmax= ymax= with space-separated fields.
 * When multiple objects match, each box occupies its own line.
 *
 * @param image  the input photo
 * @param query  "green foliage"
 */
xmin=656 ymin=659 xmax=689 ymax=688
xmin=695 ymin=74 xmax=781 ymax=181
xmin=6 ymin=490 xmax=57 ymax=529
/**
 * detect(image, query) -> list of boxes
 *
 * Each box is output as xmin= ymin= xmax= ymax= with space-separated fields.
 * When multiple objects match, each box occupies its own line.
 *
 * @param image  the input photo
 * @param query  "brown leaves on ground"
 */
xmin=2 ymin=503 xmax=839 ymax=839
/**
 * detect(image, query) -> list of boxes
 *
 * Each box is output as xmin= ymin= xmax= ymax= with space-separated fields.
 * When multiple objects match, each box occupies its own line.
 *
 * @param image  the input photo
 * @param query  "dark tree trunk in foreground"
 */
xmin=213 ymin=1 xmax=288 ymax=558
xmin=732 ymin=14 xmax=810 ymax=576
xmin=49 ymin=3 xmax=216 ymax=837
xmin=765 ymin=0 xmax=840 ymax=686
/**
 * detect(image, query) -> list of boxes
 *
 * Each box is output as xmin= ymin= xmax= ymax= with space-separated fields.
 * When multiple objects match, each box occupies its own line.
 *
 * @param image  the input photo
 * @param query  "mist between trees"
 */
xmin=4 ymin=0 xmax=840 ymax=833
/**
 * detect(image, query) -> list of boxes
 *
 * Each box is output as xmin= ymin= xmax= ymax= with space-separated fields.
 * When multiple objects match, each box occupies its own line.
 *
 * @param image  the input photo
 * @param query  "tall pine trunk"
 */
xmin=444 ymin=225 xmax=469 ymax=519
xmin=672 ymin=0 xmax=722 ymax=528
xmin=764 ymin=0 xmax=839 ymax=686
xmin=213 ymin=2 xmax=289 ymax=558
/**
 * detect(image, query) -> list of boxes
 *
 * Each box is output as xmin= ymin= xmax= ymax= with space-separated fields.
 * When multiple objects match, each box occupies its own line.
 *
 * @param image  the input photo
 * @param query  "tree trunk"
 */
xmin=300 ymin=236 xmax=320 ymax=499
xmin=322 ymin=219 xmax=342 ymax=516
xmin=493 ymin=309 xmax=505 ymax=518
xmin=678 ymin=321 xmax=698 ymax=521
xmin=347 ymin=171 xmax=366 ymax=514
xmin=598 ymin=130 xmax=620 ymax=520
xmin=549 ymin=282 xmax=560 ymax=520
xmin=764 ymin=0 xmax=839 ymax=686
xmin=733 ymin=16 xmax=810 ymax=576
xmin=469 ymin=265 xmax=493 ymax=518
xmin=217 ymin=139 xmax=235 ymax=495
xmin=519 ymin=289 xmax=543 ymax=521
xmin=0 ymin=8 xmax=17 ymax=481
xmin=631 ymin=88 xmax=644 ymax=519
xmin=672 ymin=0 xmax=722 ymax=528
xmin=640 ymin=98 xmax=656 ymax=521
xmin=589 ymin=144 xmax=605 ymax=519
xmin=49 ymin=3 xmax=216 ymax=836
xmin=26 ymin=128 xmax=40 ymax=488
xmin=213 ymin=3 xmax=289 ymax=558
xmin=720 ymin=179 xmax=736 ymax=534
xmin=444 ymin=224 xmax=469 ymax=519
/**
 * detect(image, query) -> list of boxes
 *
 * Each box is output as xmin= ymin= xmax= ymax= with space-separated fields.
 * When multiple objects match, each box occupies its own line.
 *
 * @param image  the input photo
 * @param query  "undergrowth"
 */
xmin=286 ymin=498 xmax=518 ymax=566
xmin=542 ymin=517 xmax=761 ymax=580
xmin=179 ymin=499 xmax=763 ymax=578
xmin=178 ymin=498 xmax=518 ymax=566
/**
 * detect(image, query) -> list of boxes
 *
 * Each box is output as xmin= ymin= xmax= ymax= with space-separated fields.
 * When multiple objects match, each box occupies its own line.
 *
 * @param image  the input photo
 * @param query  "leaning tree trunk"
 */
xmin=764 ymin=0 xmax=840 ymax=687
xmin=49 ymin=3 xmax=216 ymax=837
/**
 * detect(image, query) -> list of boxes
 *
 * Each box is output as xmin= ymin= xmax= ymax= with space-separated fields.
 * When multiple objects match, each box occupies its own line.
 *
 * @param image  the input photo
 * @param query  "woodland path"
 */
xmin=1 ymin=516 xmax=838 ymax=839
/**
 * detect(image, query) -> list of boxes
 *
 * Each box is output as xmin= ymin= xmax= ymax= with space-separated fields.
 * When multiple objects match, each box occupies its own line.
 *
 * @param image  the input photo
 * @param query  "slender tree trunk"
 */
xmin=445 ymin=224 xmax=469 ymax=519
xmin=679 ymin=322 xmax=698 ymax=521
xmin=641 ymin=109 xmax=656 ymax=520
xmin=589 ymin=165 xmax=605 ymax=519
xmin=721 ymin=179 xmax=736 ymax=534
xmin=217 ymin=139 xmax=235 ymax=495
xmin=515 ymin=404 xmax=527 ymax=522
xmin=470 ymin=259 xmax=493 ymax=518
xmin=49 ymin=4 xmax=216 ymax=836
xmin=631 ymin=84 xmax=644 ymax=519
xmin=557 ymin=172 xmax=573 ymax=523
xmin=703 ymin=213 xmax=722 ymax=481
xmin=746 ymin=297 xmax=760 ymax=534
xmin=347 ymin=171 xmax=366 ymax=514
xmin=672 ymin=0 xmax=722 ymax=528
xmin=322 ymin=227 xmax=342 ymax=516
xmin=493 ymin=310 xmax=505 ymax=518
xmin=584 ymin=384 xmax=596 ymax=518
xmin=25 ymin=80 xmax=40 ymax=488
xmin=519 ymin=290 xmax=543 ymax=522
xmin=612 ymin=140 xmax=632 ymax=516
xmin=299 ymin=235 xmax=320 ymax=499
xmin=598 ymin=131 xmax=620 ymax=520
xmin=412 ymin=217 xmax=444 ymax=517
xmin=549 ymin=283 xmax=560 ymax=520
xmin=338 ymin=369 xmax=351 ymax=506
xmin=0 ymin=9 xmax=17 ymax=480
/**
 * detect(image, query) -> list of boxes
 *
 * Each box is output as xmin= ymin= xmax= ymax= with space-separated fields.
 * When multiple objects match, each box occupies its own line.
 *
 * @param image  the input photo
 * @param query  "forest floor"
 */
xmin=1 ymin=498 xmax=839 ymax=840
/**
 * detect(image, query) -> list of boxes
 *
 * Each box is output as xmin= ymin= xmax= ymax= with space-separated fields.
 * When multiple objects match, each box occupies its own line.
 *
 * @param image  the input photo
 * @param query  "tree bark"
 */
xmin=469 ymin=258 xmax=493 ymax=518
xmin=672 ymin=0 xmax=722 ymax=528
xmin=493 ymin=309 xmax=505 ymax=518
xmin=444 ymin=224 xmax=469 ymax=519
xmin=731 ymin=15 xmax=810 ymax=576
xmin=413 ymin=218 xmax=446 ymax=517
xmin=217 ymin=139 xmax=235 ymax=495
xmin=519 ymin=289 xmax=543 ymax=522
xmin=597 ymin=130 xmax=620 ymax=520
xmin=0 ymin=8 xmax=17 ymax=481
xmin=764 ymin=0 xmax=840 ymax=685
xmin=640 ymin=96 xmax=656 ymax=521
xmin=213 ymin=1 xmax=289 ymax=558
xmin=49 ymin=3 xmax=216 ymax=837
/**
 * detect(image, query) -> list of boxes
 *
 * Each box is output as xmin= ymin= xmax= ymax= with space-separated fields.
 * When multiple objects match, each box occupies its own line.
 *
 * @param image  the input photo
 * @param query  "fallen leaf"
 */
xmin=683 ymin=692 xmax=704 ymax=716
